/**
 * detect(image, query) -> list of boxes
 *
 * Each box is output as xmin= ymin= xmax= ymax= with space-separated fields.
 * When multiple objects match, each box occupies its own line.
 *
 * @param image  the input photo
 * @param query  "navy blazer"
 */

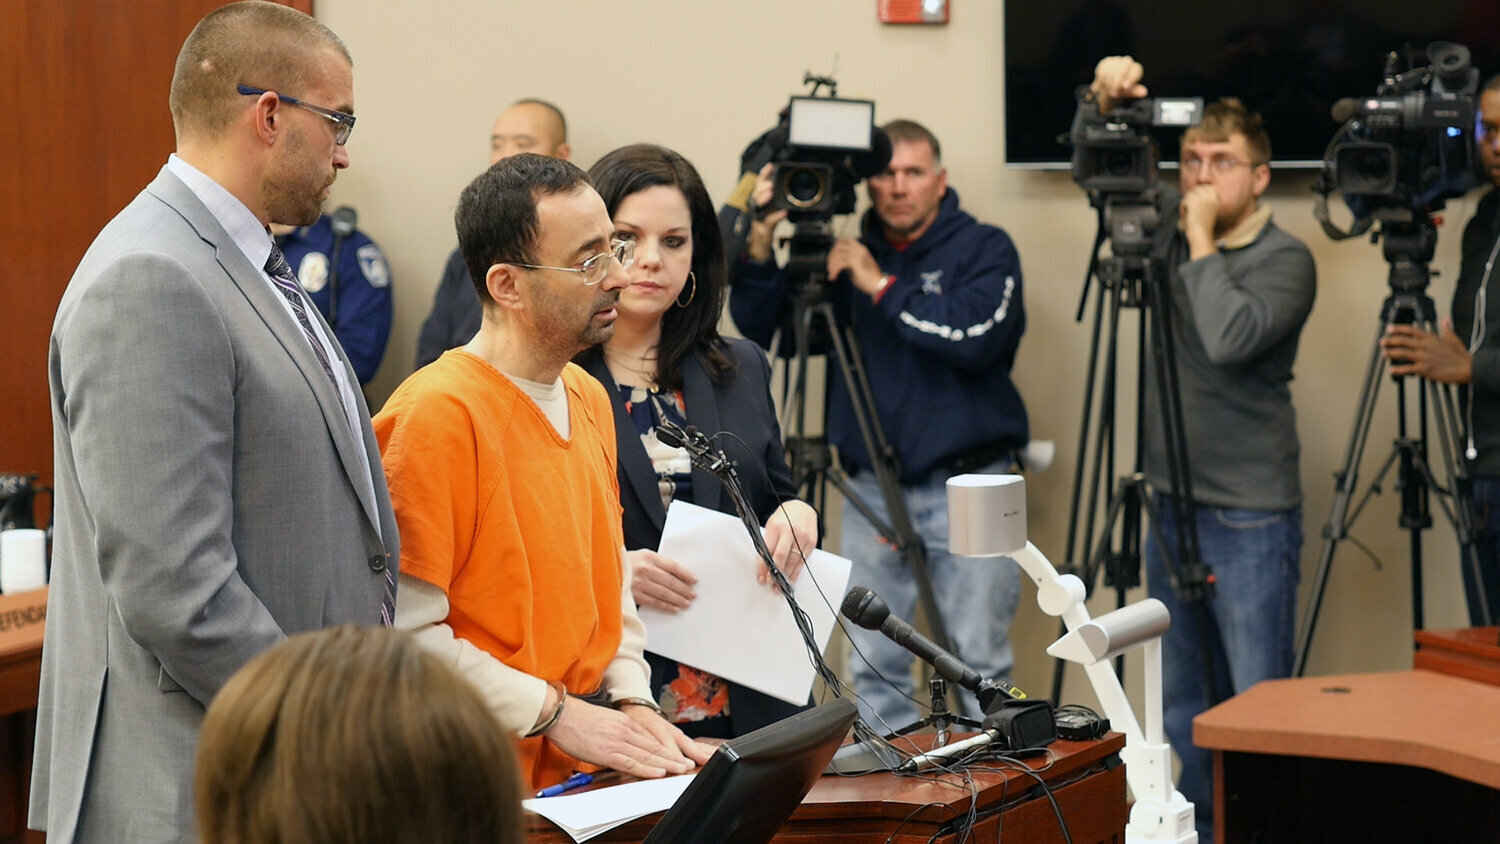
xmin=579 ymin=337 xmax=799 ymax=550
xmin=578 ymin=337 xmax=810 ymax=735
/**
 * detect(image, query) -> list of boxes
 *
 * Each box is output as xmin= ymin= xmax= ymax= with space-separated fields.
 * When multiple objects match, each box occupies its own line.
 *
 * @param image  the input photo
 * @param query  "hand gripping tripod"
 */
xmin=1057 ymin=191 xmax=1221 ymax=706
xmin=767 ymin=218 xmax=956 ymax=659
xmin=1294 ymin=216 xmax=1488 ymax=675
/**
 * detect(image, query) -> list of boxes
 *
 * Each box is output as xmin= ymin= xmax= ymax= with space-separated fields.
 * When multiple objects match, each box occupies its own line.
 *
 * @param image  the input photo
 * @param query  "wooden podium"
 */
xmin=527 ymin=734 xmax=1128 ymax=843
xmin=1195 ymin=628 xmax=1500 ymax=843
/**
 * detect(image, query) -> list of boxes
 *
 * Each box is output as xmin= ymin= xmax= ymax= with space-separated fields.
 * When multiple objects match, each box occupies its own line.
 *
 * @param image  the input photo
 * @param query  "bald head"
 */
xmin=489 ymin=100 xmax=569 ymax=164
xmin=169 ymin=0 xmax=349 ymax=143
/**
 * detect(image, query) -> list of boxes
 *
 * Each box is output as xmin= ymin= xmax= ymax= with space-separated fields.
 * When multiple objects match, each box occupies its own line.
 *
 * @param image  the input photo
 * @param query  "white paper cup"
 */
xmin=0 ymin=528 xmax=47 ymax=594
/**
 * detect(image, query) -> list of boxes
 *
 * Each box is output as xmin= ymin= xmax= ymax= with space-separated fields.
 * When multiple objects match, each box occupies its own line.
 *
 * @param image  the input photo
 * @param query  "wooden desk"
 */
xmin=0 ymin=645 xmax=42 ymax=844
xmin=0 ymin=588 xmax=46 ymax=844
xmin=1415 ymin=626 xmax=1500 ymax=687
xmin=1195 ymin=670 xmax=1500 ymax=843
xmin=528 ymin=733 xmax=1127 ymax=844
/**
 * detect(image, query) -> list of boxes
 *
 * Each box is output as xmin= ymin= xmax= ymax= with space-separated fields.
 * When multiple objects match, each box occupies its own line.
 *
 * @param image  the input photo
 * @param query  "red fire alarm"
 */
xmin=879 ymin=0 xmax=948 ymax=25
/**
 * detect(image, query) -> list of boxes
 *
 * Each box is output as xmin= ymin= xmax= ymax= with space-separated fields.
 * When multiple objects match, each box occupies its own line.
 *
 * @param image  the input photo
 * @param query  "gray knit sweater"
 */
xmin=1141 ymin=198 xmax=1318 ymax=511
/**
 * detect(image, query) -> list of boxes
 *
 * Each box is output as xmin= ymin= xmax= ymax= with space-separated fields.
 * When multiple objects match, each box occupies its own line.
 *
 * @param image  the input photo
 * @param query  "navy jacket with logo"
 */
xmin=277 ymin=215 xmax=393 ymax=385
xmin=730 ymin=188 xmax=1028 ymax=483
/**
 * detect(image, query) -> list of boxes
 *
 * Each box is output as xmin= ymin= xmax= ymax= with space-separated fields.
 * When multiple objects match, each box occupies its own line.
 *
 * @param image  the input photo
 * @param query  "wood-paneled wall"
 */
xmin=1 ymin=4 xmax=312 ymax=839
xmin=0 ymin=0 xmax=312 ymax=498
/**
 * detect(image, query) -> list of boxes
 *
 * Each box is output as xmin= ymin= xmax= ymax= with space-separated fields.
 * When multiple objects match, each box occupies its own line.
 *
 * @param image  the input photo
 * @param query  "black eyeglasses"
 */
xmin=238 ymin=85 xmax=356 ymax=145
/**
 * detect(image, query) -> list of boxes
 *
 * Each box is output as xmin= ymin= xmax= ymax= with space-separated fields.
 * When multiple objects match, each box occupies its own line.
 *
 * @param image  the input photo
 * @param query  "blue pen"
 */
xmin=535 ymin=772 xmax=594 ymax=798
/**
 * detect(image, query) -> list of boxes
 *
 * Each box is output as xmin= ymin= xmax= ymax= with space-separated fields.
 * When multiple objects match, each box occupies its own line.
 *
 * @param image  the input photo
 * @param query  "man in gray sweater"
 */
xmin=1090 ymin=57 xmax=1317 ymax=844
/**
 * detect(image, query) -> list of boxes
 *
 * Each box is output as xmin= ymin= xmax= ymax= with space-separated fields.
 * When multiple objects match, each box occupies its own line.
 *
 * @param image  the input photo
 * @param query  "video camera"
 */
xmin=1069 ymin=94 xmax=1203 ymax=196
xmin=1316 ymin=42 xmax=1481 ymax=239
xmin=753 ymin=79 xmax=890 ymax=221
xmin=764 ymin=95 xmax=884 ymax=217
xmin=733 ymin=75 xmax=890 ymax=292
xmin=1068 ymin=91 xmax=1201 ymax=260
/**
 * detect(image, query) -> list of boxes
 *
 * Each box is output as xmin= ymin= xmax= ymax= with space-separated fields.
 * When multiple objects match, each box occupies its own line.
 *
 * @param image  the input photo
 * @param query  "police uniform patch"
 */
xmin=358 ymin=244 xmax=391 ymax=288
xmin=296 ymin=252 xmax=330 ymax=293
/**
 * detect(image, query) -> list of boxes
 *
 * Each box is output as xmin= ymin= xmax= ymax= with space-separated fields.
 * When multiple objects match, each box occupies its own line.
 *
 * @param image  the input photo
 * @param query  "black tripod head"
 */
xmin=1378 ymin=213 xmax=1439 ymax=295
xmin=769 ymin=218 xmax=841 ymax=358
xmin=783 ymin=218 xmax=836 ymax=297
xmin=1102 ymin=191 xmax=1161 ymax=259
xmin=1076 ymin=189 xmax=1167 ymax=321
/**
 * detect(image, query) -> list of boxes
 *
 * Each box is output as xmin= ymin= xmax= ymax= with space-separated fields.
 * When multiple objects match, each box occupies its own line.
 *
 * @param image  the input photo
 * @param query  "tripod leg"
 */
xmin=1414 ymin=306 xmax=1492 ymax=627
xmin=1055 ymin=274 xmax=1122 ymax=703
xmin=815 ymin=303 xmax=956 ymax=655
xmin=773 ymin=307 xmax=831 ymax=513
xmin=1138 ymin=265 xmax=1231 ymax=709
xmin=1065 ymin=259 xmax=1113 ymax=566
xmin=1294 ymin=319 xmax=1391 ymax=675
xmin=1412 ymin=376 xmax=1492 ymax=626
xmin=1402 ymin=378 xmax=1430 ymax=630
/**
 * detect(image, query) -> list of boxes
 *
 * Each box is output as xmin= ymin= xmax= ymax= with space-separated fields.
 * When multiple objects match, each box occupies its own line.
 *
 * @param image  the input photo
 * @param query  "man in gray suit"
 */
xmin=30 ymin=4 xmax=398 ymax=841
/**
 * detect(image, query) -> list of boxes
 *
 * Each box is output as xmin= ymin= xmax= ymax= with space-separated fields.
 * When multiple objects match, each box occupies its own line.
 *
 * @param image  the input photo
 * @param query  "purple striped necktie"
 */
xmin=265 ymin=244 xmax=396 ymax=626
xmin=264 ymin=244 xmax=339 ymax=390
xmin=379 ymin=565 xmax=396 ymax=627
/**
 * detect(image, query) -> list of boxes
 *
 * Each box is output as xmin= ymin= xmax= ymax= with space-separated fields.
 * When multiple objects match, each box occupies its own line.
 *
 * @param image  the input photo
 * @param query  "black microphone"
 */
xmin=654 ymin=422 xmax=687 ymax=449
xmin=841 ymin=586 xmax=1028 ymax=711
xmin=329 ymin=205 xmax=358 ymax=238
xmin=1329 ymin=97 xmax=1365 ymax=124
xmin=841 ymin=586 xmax=982 ymax=690
xmin=654 ymin=424 xmax=730 ymax=474
xmin=323 ymin=206 xmax=359 ymax=329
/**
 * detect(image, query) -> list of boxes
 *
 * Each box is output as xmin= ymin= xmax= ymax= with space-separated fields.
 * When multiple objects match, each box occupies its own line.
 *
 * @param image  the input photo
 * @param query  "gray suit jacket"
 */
xmin=30 ymin=167 xmax=400 ymax=843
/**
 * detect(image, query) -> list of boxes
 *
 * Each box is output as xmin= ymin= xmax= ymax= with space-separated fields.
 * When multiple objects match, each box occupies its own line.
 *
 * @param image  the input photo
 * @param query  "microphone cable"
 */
xmin=658 ymin=422 xmax=918 ymax=764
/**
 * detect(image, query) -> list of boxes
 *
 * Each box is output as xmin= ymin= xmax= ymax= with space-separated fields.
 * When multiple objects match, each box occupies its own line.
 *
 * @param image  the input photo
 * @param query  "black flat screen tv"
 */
xmin=641 ymin=698 xmax=857 ymax=844
xmin=1004 ymin=1 xmax=1496 ymax=168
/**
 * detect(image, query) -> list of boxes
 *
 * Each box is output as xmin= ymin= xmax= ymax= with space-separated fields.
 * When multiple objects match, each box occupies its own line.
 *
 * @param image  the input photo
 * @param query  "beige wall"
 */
xmin=320 ymin=0 xmax=1477 ymax=709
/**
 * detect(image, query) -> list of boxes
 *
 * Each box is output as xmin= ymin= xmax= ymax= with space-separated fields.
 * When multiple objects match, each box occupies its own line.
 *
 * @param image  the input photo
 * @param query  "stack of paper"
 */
xmin=638 ymin=501 xmax=853 ymax=705
xmin=523 ymin=775 xmax=695 ymax=842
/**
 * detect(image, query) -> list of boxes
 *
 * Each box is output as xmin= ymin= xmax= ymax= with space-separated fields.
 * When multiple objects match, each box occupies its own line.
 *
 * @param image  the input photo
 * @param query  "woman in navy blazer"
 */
xmin=576 ymin=144 xmax=818 ymax=738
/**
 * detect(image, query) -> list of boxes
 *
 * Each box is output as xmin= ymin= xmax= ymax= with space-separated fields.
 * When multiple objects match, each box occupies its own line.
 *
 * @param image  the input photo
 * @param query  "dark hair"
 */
xmin=1484 ymin=73 xmax=1500 ymax=96
xmin=195 ymin=625 xmax=524 ymax=844
xmin=584 ymin=144 xmax=735 ymax=390
xmin=883 ymin=119 xmax=942 ymax=163
xmin=510 ymin=97 xmax=568 ymax=143
xmin=1183 ymin=97 xmax=1272 ymax=165
xmin=456 ymin=153 xmax=591 ymax=306
xmin=170 ymin=0 xmax=349 ymax=141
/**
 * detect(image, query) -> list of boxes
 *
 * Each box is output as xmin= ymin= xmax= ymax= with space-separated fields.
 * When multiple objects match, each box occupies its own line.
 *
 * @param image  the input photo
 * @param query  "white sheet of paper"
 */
xmin=638 ymin=501 xmax=852 ymax=705
xmin=523 ymin=775 xmax=695 ymax=842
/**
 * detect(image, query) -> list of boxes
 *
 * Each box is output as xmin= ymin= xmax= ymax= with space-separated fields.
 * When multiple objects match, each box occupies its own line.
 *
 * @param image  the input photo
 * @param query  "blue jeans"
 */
xmin=1465 ymin=477 xmax=1500 ymax=626
xmin=840 ymin=463 xmax=1022 ymax=730
xmin=1145 ymin=494 xmax=1301 ymax=844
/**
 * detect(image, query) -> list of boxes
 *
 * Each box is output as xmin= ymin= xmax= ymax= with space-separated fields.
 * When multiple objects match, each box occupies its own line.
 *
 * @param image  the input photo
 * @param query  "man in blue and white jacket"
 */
xmin=729 ymin=119 xmax=1027 ymax=729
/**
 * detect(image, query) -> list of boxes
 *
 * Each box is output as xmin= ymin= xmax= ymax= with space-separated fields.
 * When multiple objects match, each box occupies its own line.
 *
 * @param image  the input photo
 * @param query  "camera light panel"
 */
xmin=1153 ymin=97 xmax=1202 ymax=127
xmin=788 ymin=97 xmax=874 ymax=151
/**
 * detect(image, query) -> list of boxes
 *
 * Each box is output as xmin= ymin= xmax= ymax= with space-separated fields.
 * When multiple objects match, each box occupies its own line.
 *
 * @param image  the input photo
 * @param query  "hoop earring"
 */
xmin=676 ymin=272 xmax=697 ymax=308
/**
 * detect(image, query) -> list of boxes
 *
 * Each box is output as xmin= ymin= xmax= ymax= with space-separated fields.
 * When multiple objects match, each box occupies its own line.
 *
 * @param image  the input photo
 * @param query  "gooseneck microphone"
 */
xmin=841 ymin=586 xmax=1027 ymax=712
xmin=654 ymin=422 xmax=731 ymax=474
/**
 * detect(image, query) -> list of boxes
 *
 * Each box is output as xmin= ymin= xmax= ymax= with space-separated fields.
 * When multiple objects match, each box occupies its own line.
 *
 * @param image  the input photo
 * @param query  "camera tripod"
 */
xmin=1056 ymin=194 xmax=1221 ymax=705
xmin=766 ymin=219 xmax=956 ymax=660
xmin=1294 ymin=218 xmax=1487 ymax=676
